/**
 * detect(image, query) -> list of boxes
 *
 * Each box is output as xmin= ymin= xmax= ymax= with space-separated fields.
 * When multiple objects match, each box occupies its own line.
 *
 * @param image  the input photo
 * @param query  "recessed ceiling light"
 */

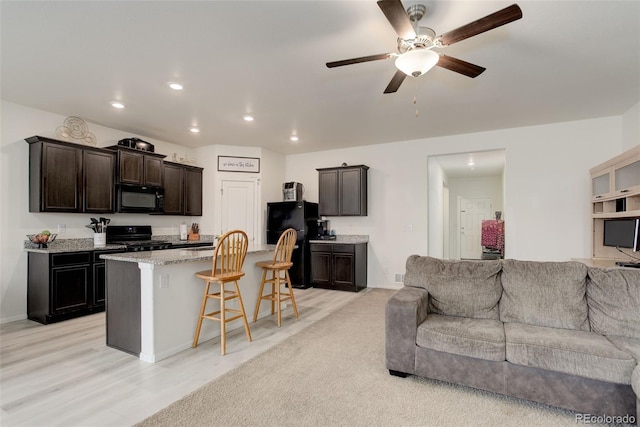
xmin=290 ymin=135 xmax=299 ymax=142
xmin=111 ymin=101 xmax=125 ymax=109
xmin=243 ymin=115 xmax=254 ymax=122
xmin=168 ymin=82 xmax=183 ymax=91
xmin=190 ymin=127 xmax=200 ymax=133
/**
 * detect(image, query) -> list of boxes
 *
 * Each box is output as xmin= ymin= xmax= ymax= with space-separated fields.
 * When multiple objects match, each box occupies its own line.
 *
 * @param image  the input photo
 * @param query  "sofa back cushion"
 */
xmin=404 ymin=255 xmax=502 ymax=320
xmin=587 ymin=267 xmax=640 ymax=339
xmin=499 ymin=259 xmax=589 ymax=331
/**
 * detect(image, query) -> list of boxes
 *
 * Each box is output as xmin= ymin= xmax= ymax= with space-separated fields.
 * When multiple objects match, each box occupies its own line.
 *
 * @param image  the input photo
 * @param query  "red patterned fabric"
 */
xmin=482 ymin=220 xmax=505 ymax=255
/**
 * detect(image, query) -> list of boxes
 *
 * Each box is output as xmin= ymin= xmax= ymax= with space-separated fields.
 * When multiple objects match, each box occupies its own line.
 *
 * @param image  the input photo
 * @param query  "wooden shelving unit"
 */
xmin=590 ymin=145 xmax=640 ymax=260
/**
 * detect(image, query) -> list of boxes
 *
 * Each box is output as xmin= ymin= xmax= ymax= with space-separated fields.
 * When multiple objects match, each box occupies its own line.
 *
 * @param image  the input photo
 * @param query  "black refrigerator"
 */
xmin=266 ymin=201 xmax=318 ymax=288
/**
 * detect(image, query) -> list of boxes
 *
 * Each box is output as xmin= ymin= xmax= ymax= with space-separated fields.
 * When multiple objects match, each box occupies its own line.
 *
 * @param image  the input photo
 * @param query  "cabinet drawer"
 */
xmin=93 ymin=250 xmax=125 ymax=263
xmin=51 ymin=252 xmax=91 ymax=267
xmin=332 ymin=244 xmax=355 ymax=253
xmin=310 ymin=244 xmax=330 ymax=252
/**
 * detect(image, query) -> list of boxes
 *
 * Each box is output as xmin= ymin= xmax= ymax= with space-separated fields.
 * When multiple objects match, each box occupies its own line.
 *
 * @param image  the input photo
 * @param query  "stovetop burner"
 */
xmin=112 ymin=240 xmax=173 ymax=252
xmin=107 ymin=225 xmax=173 ymax=251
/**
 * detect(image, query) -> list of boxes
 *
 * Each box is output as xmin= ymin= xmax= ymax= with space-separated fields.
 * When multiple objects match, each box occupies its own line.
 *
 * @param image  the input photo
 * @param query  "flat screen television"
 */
xmin=603 ymin=218 xmax=640 ymax=252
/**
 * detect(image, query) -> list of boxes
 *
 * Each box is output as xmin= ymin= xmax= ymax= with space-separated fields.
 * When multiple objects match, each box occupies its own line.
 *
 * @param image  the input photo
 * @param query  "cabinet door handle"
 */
xmin=620 ymin=189 xmax=630 ymax=193
xmin=595 ymin=195 xmax=602 ymax=199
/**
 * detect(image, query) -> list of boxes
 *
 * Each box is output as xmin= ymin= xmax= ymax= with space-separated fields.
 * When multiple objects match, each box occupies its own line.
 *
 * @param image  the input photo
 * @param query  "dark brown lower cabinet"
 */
xmin=28 ymin=249 xmax=123 ymax=324
xmin=310 ymin=243 xmax=367 ymax=292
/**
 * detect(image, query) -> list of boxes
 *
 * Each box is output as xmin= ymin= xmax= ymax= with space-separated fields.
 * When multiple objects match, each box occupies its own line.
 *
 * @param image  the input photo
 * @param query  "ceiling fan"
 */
xmin=326 ymin=1 xmax=523 ymax=94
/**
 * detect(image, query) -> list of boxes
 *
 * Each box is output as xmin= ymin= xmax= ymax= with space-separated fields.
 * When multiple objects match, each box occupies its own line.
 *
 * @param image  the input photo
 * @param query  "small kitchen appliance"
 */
xmin=116 ymin=184 xmax=165 ymax=213
xmin=282 ymin=182 xmax=304 ymax=201
xmin=117 ymin=137 xmax=155 ymax=152
xmin=316 ymin=219 xmax=335 ymax=239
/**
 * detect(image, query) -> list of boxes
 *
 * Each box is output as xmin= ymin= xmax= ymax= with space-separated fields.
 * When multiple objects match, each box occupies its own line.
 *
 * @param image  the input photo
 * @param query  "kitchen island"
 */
xmin=101 ymin=244 xmax=277 ymax=362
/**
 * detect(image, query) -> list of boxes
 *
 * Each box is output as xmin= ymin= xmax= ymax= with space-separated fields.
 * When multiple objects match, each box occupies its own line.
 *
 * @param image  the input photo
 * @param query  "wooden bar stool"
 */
xmin=253 ymin=228 xmax=298 ymax=327
xmin=193 ymin=229 xmax=251 ymax=355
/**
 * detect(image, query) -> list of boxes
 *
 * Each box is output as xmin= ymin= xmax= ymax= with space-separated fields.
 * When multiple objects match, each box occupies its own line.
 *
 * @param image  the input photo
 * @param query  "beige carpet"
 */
xmin=136 ymin=288 xmax=590 ymax=427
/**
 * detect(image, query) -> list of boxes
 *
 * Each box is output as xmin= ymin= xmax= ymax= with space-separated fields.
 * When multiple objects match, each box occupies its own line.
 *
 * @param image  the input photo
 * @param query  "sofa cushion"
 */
xmin=505 ymin=322 xmax=636 ymax=384
xmin=416 ymin=314 xmax=505 ymax=361
xmin=500 ymin=260 xmax=589 ymax=331
xmin=632 ymin=365 xmax=640 ymax=396
xmin=606 ymin=335 xmax=640 ymax=363
xmin=587 ymin=267 xmax=640 ymax=339
xmin=404 ymin=256 xmax=502 ymax=320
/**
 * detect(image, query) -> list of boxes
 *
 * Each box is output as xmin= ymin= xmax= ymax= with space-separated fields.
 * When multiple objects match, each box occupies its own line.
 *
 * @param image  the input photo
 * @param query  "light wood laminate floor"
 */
xmin=1 ymin=287 xmax=360 ymax=427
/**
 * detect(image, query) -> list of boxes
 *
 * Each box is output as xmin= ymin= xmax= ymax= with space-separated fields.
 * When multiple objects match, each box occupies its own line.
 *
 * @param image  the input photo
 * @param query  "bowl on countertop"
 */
xmin=27 ymin=233 xmax=57 ymax=248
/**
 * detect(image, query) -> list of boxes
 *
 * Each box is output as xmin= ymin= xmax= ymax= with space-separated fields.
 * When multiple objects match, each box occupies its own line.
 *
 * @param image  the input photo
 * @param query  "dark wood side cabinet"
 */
xmin=26 ymin=136 xmax=111 ymax=213
xmin=105 ymin=259 xmax=141 ymax=356
xmin=27 ymin=249 xmax=123 ymax=324
xmin=310 ymin=242 xmax=367 ymax=292
xmin=317 ymin=165 xmax=368 ymax=216
xmin=26 ymin=136 xmax=115 ymax=213
xmin=163 ymin=161 xmax=203 ymax=216
xmin=109 ymin=146 xmax=165 ymax=186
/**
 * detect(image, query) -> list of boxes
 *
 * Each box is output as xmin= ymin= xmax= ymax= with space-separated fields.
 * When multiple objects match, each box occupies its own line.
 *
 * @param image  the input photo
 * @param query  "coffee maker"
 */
xmin=316 ymin=219 xmax=335 ymax=240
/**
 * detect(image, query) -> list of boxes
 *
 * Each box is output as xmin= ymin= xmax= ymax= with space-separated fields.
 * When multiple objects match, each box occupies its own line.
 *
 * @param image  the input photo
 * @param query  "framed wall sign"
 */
xmin=217 ymin=156 xmax=260 ymax=173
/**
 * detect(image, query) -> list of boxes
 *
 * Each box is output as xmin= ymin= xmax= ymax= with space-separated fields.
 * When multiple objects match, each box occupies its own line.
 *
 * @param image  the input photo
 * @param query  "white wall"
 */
xmin=0 ymin=100 xmax=285 ymax=323
xmin=286 ymin=116 xmax=624 ymax=289
xmin=191 ymin=144 xmax=285 ymax=243
xmin=621 ymin=101 xmax=639 ymax=152
xmin=427 ymin=157 xmax=446 ymax=259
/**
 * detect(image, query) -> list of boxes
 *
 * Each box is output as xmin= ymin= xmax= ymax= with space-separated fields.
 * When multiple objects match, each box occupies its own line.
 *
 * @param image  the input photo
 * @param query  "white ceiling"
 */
xmin=434 ymin=149 xmax=505 ymax=178
xmin=1 ymin=1 xmax=639 ymax=158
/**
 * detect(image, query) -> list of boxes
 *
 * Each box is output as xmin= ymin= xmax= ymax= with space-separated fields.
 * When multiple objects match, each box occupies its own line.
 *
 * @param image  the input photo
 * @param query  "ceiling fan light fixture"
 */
xmin=395 ymin=49 xmax=439 ymax=77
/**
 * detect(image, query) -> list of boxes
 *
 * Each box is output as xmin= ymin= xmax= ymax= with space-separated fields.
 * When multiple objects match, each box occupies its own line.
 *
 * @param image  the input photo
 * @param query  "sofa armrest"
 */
xmin=385 ymin=286 xmax=429 ymax=375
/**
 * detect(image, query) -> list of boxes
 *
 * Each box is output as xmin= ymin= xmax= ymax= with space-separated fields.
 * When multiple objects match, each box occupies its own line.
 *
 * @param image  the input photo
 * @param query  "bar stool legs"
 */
xmin=253 ymin=265 xmax=299 ymax=327
xmin=192 ymin=278 xmax=252 ymax=356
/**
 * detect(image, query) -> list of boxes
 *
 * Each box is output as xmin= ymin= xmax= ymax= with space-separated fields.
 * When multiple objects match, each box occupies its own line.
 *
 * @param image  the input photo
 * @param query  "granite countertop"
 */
xmin=23 ymin=235 xmax=215 ymax=254
xmin=100 ymin=243 xmax=277 ymax=266
xmin=308 ymin=235 xmax=369 ymax=244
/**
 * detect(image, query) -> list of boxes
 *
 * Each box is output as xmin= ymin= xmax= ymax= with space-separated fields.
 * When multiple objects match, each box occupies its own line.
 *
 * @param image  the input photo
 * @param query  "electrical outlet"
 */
xmin=394 ymin=273 xmax=405 ymax=283
xmin=402 ymin=224 xmax=413 ymax=231
xmin=57 ymin=224 xmax=66 ymax=234
xmin=159 ymin=274 xmax=170 ymax=288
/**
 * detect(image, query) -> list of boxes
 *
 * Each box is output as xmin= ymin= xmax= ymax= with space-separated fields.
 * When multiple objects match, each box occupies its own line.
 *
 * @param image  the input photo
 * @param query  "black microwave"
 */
xmin=116 ymin=184 xmax=165 ymax=213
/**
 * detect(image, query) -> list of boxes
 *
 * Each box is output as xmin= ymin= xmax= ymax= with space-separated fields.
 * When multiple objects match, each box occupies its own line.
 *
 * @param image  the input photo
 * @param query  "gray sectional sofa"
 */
xmin=386 ymin=256 xmax=640 ymax=424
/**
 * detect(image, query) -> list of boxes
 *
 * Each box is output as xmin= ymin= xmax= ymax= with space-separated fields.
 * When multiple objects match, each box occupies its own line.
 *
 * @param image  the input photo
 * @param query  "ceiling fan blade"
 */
xmin=438 ymin=4 xmax=523 ymax=46
xmin=326 ymin=53 xmax=393 ymax=68
xmin=377 ymin=0 xmax=416 ymax=40
xmin=436 ymin=55 xmax=486 ymax=78
xmin=383 ymin=70 xmax=407 ymax=94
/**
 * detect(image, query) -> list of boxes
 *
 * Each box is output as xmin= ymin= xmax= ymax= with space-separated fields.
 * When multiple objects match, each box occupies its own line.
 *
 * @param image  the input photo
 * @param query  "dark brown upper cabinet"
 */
xmin=111 ymin=146 xmax=165 ymax=186
xmin=83 ymin=150 xmax=115 ymax=213
xmin=163 ymin=161 xmax=203 ymax=216
xmin=317 ymin=165 xmax=368 ymax=216
xmin=26 ymin=136 xmax=115 ymax=213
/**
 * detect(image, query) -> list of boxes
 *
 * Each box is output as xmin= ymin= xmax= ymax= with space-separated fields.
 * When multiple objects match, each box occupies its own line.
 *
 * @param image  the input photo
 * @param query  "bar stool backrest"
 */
xmin=272 ymin=228 xmax=297 ymax=267
xmin=213 ymin=230 xmax=249 ymax=276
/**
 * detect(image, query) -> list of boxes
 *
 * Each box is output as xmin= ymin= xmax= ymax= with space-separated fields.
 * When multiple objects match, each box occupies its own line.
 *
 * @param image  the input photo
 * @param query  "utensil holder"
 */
xmin=94 ymin=232 xmax=106 ymax=247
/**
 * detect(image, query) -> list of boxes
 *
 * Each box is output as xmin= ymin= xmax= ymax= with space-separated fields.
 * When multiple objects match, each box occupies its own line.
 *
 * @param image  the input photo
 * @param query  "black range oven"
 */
xmin=106 ymin=225 xmax=172 ymax=252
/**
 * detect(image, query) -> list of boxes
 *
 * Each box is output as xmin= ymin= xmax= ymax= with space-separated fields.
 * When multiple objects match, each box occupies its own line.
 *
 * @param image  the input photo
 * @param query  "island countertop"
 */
xmin=100 ymin=243 xmax=277 ymax=265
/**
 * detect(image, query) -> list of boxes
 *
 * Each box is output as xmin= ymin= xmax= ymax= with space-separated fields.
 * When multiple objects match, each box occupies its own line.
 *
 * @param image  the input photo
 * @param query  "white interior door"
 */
xmin=459 ymin=197 xmax=492 ymax=259
xmin=221 ymin=179 xmax=257 ymax=243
